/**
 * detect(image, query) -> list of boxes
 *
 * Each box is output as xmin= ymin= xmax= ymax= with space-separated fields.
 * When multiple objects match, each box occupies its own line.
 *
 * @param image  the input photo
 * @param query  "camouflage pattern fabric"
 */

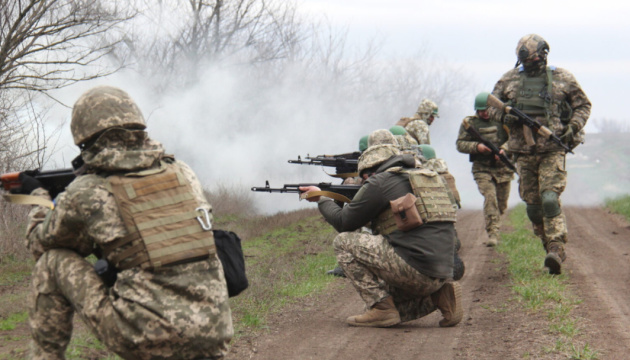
xmin=472 ymin=172 xmax=512 ymax=238
xmin=24 ymin=129 xmax=233 ymax=359
xmin=404 ymin=119 xmax=431 ymax=145
xmin=490 ymin=67 xmax=591 ymax=154
xmin=367 ymin=129 xmax=397 ymax=147
xmin=456 ymin=114 xmax=515 ymax=239
xmin=517 ymin=152 xmax=568 ymax=247
xmin=71 ymin=86 xmax=146 ymax=146
xmin=333 ymin=231 xmax=443 ymax=322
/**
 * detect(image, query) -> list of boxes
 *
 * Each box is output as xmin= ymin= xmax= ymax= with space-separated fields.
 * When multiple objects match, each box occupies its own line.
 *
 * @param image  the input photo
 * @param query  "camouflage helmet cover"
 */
xmin=358 ymin=144 xmax=401 ymax=174
xmin=415 ymin=99 xmax=439 ymax=120
xmin=71 ymin=86 xmax=146 ymax=146
xmin=515 ymin=34 xmax=549 ymax=63
xmin=367 ymin=129 xmax=397 ymax=147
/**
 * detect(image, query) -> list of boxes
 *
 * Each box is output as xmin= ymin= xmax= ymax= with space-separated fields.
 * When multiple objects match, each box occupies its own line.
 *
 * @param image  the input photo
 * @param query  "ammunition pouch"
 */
xmin=390 ymin=193 xmax=423 ymax=232
xmin=372 ymin=168 xmax=457 ymax=236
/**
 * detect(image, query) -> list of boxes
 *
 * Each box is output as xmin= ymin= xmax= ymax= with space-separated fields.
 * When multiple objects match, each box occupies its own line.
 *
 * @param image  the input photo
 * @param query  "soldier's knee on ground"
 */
xmin=526 ymin=204 xmax=543 ymax=224
xmin=541 ymin=190 xmax=561 ymax=218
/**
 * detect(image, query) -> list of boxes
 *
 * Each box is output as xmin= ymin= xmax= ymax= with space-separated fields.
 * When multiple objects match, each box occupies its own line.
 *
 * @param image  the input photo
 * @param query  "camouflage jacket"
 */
xmin=25 ymin=130 xmax=233 ymax=357
xmin=456 ymin=115 xmax=515 ymax=181
xmin=404 ymin=118 xmax=431 ymax=145
xmin=490 ymin=66 xmax=591 ymax=153
xmin=318 ymin=154 xmax=455 ymax=279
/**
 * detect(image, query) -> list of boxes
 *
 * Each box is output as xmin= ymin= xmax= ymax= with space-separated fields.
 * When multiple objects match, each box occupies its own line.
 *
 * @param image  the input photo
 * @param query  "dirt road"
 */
xmin=227 ymin=207 xmax=630 ymax=360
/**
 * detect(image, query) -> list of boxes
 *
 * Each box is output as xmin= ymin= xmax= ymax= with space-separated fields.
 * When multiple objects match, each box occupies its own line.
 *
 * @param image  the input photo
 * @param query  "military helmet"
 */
xmin=358 ymin=144 xmax=400 ymax=175
xmin=416 ymin=99 xmax=439 ymax=120
xmin=367 ymin=129 xmax=397 ymax=147
xmin=358 ymin=135 xmax=369 ymax=152
xmin=515 ymin=34 xmax=549 ymax=64
xmin=474 ymin=92 xmax=490 ymax=111
xmin=418 ymin=144 xmax=436 ymax=160
xmin=71 ymin=86 xmax=146 ymax=146
xmin=389 ymin=125 xmax=407 ymax=136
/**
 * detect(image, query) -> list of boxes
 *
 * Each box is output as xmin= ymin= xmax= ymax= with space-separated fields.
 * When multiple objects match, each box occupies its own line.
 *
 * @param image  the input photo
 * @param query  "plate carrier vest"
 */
xmin=371 ymin=168 xmax=457 ymax=236
xmin=103 ymin=161 xmax=215 ymax=270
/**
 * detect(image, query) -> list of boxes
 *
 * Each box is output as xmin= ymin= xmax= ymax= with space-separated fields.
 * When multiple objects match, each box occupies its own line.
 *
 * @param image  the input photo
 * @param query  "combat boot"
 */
xmin=485 ymin=234 xmax=499 ymax=247
xmin=326 ymin=265 xmax=346 ymax=278
xmin=453 ymin=251 xmax=465 ymax=281
xmin=544 ymin=242 xmax=567 ymax=275
xmin=431 ymin=282 xmax=463 ymax=327
xmin=346 ymin=296 xmax=401 ymax=328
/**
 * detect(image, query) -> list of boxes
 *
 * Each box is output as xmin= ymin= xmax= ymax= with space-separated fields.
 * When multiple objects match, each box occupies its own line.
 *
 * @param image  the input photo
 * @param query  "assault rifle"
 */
xmin=486 ymin=93 xmax=573 ymax=154
xmin=1 ymin=156 xmax=83 ymax=199
xmin=251 ymin=181 xmax=361 ymax=203
xmin=288 ymin=151 xmax=360 ymax=178
xmin=461 ymin=118 xmax=517 ymax=172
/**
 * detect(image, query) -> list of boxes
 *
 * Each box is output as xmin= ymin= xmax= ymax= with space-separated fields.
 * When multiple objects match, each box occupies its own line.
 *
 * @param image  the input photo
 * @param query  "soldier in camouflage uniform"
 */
xmin=396 ymin=99 xmax=440 ymax=144
xmin=456 ymin=92 xmax=515 ymax=247
xmin=17 ymin=86 xmax=233 ymax=359
xmin=300 ymin=131 xmax=463 ymax=328
xmin=490 ymin=34 xmax=591 ymax=274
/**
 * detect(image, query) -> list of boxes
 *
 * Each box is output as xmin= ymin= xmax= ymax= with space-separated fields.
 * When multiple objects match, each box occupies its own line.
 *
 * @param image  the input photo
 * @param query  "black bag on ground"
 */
xmin=213 ymin=229 xmax=248 ymax=297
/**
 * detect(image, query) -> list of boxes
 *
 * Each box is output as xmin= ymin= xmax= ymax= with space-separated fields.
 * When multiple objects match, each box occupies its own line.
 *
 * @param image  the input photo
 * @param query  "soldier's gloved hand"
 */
xmin=503 ymin=114 xmax=520 ymax=126
xmin=560 ymin=124 xmax=576 ymax=143
xmin=9 ymin=171 xmax=43 ymax=194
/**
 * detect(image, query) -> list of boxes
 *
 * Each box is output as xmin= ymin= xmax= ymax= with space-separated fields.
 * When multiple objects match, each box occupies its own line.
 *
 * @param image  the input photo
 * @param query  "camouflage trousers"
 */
xmin=473 ymin=171 xmax=511 ymax=238
xmin=28 ymin=249 xmax=230 ymax=360
xmin=333 ymin=232 xmax=444 ymax=322
xmin=517 ymin=152 xmax=568 ymax=247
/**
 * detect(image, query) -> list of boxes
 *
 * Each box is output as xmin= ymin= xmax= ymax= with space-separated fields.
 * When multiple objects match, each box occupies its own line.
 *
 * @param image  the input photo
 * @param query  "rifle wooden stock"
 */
xmin=486 ymin=94 xmax=573 ymax=154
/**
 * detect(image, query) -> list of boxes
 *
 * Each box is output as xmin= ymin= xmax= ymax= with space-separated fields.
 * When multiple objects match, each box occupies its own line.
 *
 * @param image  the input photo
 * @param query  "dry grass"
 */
xmin=0 ymin=202 xmax=30 ymax=261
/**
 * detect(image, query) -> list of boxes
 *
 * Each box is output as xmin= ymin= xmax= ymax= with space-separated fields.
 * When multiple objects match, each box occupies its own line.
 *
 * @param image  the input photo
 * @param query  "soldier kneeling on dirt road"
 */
xmin=300 ymin=129 xmax=463 ymax=328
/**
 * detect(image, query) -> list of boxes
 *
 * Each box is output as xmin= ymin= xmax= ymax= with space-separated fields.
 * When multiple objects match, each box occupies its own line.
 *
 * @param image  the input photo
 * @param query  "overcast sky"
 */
xmin=43 ymin=0 xmax=627 ymax=214
xmin=299 ymin=0 xmax=629 ymax=131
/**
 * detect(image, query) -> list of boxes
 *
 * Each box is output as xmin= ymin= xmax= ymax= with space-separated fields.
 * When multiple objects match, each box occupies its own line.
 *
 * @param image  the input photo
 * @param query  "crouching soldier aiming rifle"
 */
xmin=8 ymin=86 xmax=233 ymax=360
xmin=298 ymin=134 xmax=463 ymax=328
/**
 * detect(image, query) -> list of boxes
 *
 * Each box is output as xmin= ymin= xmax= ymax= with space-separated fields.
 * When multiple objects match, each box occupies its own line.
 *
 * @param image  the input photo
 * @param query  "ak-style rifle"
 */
xmin=251 ymin=181 xmax=361 ymax=203
xmin=486 ymin=93 xmax=573 ymax=154
xmin=461 ymin=118 xmax=516 ymax=172
xmin=288 ymin=151 xmax=360 ymax=178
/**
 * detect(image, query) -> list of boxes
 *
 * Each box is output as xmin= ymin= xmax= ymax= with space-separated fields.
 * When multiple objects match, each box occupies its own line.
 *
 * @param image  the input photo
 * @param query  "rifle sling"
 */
xmin=300 ymin=190 xmax=352 ymax=203
xmin=2 ymin=194 xmax=54 ymax=209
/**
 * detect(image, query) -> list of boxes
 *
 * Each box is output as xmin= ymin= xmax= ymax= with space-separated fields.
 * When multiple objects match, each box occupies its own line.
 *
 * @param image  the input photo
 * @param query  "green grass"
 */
xmin=604 ymin=194 xmax=630 ymax=222
xmin=498 ymin=204 xmax=599 ymax=359
xmin=225 ymin=211 xmax=339 ymax=337
xmin=0 ymin=312 xmax=28 ymax=331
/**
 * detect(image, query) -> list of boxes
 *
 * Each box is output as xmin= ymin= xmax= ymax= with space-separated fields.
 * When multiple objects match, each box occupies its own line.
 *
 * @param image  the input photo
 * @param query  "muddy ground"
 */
xmin=226 ymin=207 xmax=630 ymax=360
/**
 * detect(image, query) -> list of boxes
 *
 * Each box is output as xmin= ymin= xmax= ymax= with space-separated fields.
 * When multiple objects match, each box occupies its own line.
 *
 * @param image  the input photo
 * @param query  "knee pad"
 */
xmin=526 ymin=204 xmax=543 ymax=225
xmin=541 ymin=190 xmax=561 ymax=218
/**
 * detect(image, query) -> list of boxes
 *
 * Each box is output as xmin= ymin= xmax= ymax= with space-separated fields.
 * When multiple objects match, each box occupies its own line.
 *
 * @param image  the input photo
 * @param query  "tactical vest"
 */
xmin=468 ymin=116 xmax=509 ymax=166
xmin=513 ymin=65 xmax=582 ymax=148
xmin=515 ymin=66 xmax=574 ymax=122
xmin=371 ymin=168 xmax=457 ymax=236
xmin=103 ymin=161 xmax=215 ymax=270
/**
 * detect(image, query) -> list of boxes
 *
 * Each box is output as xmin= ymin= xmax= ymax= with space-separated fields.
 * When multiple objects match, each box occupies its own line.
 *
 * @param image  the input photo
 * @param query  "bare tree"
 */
xmin=593 ymin=118 xmax=630 ymax=133
xmin=0 ymin=0 xmax=134 ymax=92
xmin=117 ymin=0 xmax=306 ymax=91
